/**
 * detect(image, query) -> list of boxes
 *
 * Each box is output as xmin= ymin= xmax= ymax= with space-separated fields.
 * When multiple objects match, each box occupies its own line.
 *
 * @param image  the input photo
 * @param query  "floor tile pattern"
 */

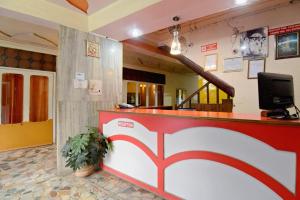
xmin=0 ymin=145 xmax=164 ymax=200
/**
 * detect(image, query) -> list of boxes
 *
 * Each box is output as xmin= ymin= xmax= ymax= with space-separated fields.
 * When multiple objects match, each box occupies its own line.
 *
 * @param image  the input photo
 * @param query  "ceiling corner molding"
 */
xmin=0 ymin=0 xmax=88 ymax=32
xmin=88 ymin=0 xmax=161 ymax=32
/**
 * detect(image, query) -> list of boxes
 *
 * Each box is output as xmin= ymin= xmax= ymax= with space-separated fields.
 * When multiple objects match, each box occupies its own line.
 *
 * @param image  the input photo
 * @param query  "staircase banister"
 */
xmin=176 ymin=82 xmax=210 ymax=109
xmin=159 ymin=45 xmax=235 ymax=97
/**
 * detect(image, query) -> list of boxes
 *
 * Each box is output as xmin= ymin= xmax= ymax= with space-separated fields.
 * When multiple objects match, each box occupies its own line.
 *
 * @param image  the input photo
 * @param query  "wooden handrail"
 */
xmin=159 ymin=45 xmax=235 ymax=97
xmin=176 ymin=82 xmax=210 ymax=109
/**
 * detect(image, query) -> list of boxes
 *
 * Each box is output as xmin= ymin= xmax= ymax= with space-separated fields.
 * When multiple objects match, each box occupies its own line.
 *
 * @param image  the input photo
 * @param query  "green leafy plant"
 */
xmin=61 ymin=126 xmax=112 ymax=171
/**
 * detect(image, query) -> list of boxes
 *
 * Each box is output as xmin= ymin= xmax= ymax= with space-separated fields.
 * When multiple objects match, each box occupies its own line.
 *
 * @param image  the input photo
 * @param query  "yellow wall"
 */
xmin=198 ymin=78 xmax=227 ymax=104
xmin=0 ymin=120 xmax=53 ymax=152
xmin=127 ymin=82 xmax=136 ymax=93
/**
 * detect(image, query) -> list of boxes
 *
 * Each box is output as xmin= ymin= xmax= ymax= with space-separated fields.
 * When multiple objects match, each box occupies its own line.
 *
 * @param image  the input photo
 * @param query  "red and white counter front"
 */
xmin=99 ymin=109 xmax=300 ymax=200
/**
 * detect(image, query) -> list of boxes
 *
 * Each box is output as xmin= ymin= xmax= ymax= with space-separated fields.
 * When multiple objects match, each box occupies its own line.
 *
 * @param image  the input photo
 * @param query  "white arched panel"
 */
xmin=165 ymin=127 xmax=296 ymax=193
xmin=165 ymin=159 xmax=282 ymax=200
xmin=104 ymin=140 xmax=157 ymax=187
xmin=103 ymin=118 xmax=157 ymax=155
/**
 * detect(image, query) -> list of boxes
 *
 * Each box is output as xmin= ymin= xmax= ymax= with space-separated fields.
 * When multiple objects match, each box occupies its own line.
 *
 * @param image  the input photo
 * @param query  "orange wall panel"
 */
xmin=0 ymin=120 xmax=53 ymax=152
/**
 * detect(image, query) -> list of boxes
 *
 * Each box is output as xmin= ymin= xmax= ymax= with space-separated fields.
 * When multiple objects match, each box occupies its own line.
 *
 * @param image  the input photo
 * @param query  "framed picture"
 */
xmin=248 ymin=59 xmax=265 ymax=79
xmin=275 ymin=32 xmax=300 ymax=59
xmin=204 ymin=54 xmax=218 ymax=71
xmin=86 ymin=40 xmax=100 ymax=58
xmin=240 ymin=27 xmax=268 ymax=59
xmin=223 ymin=57 xmax=243 ymax=72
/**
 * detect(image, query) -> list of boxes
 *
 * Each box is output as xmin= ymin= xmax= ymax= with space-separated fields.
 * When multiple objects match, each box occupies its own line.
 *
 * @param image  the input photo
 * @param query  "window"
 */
xmin=176 ymin=88 xmax=186 ymax=105
xmin=30 ymin=75 xmax=49 ymax=122
xmin=126 ymin=81 xmax=164 ymax=107
xmin=138 ymin=83 xmax=147 ymax=106
xmin=1 ymin=73 xmax=24 ymax=124
xmin=148 ymin=84 xmax=156 ymax=106
xmin=127 ymin=82 xmax=137 ymax=105
xmin=157 ymin=85 xmax=164 ymax=106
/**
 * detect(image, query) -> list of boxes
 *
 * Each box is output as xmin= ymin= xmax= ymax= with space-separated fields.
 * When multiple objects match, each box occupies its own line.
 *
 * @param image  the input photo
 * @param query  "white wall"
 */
xmin=180 ymin=4 xmax=300 ymax=114
xmin=123 ymin=65 xmax=198 ymax=107
xmin=164 ymin=72 xmax=199 ymax=106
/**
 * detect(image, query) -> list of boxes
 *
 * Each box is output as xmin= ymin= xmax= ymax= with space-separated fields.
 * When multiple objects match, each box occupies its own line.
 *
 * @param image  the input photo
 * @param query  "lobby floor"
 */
xmin=0 ymin=145 xmax=163 ymax=200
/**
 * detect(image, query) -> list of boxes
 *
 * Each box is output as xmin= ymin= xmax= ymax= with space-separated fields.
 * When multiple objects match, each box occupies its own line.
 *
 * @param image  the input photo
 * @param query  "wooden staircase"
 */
xmin=175 ymin=82 xmax=233 ymax=112
xmin=159 ymin=46 xmax=234 ymax=112
xmin=122 ymin=40 xmax=235 ymax=112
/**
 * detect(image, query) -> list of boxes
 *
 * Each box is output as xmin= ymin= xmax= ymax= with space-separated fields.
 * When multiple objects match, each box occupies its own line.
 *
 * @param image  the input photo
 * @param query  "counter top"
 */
xmin=99 ymin=109 xmax=300 ymax=127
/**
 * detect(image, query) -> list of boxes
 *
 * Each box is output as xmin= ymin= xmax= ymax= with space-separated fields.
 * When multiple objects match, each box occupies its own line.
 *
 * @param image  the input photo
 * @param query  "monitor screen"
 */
xmin=258 ymin=72 xmax=294 ymax=110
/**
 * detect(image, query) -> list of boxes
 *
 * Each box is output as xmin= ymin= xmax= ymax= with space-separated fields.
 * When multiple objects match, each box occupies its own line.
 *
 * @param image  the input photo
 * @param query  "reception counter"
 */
xmin=99 ymin=109 xmax=300 ymax=200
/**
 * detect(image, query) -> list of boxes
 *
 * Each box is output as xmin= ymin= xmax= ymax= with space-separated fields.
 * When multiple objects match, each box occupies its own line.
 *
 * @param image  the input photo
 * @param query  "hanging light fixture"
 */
xmin=169 ymin=16 xmax=181 ymax=55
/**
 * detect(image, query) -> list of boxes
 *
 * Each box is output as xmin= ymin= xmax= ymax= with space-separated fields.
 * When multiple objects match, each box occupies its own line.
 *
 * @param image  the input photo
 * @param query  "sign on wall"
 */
xmin=86 ymin=40 xmax=100 ymax=58
xmin=201 ymin=43 xmax=217 ymax=52
xmin=89 ymin=80 xmax=102 ymax=95
xmin=269 ymin=24 xmax=300 ymax=35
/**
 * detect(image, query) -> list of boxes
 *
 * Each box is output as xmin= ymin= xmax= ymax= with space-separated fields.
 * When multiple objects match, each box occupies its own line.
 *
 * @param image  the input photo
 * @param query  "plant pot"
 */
xmin=75 ymin=165 xmax=95 ymax=177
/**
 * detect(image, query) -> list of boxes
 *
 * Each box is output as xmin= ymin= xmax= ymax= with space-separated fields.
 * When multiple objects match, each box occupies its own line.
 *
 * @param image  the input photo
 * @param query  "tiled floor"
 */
xmin=0 ymin=145 xmax=164 ymax=200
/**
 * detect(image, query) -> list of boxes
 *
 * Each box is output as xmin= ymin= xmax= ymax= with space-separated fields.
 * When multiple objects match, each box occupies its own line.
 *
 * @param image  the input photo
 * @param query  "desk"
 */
xmin=99 ymin=109 xmax=300 ymax=200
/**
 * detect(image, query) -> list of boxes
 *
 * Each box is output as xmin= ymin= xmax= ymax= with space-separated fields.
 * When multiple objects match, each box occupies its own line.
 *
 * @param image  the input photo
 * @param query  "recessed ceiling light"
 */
xmin=110 ymin=47 xmax=115 ymax=53
xmin=131 ymin=28 xmax=142 ymax=38
xmin=235 ymin=0 xmax=248 ymax=5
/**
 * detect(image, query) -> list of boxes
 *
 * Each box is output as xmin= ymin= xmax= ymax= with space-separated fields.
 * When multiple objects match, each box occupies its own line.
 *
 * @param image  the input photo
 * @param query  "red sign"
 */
xmin=269 ymin=24 xmax=300 ymax=35
xmin=201 ymin=43 xmax=217 ymax=52
xmin=118 ymin=121 xmax=134 ymax=128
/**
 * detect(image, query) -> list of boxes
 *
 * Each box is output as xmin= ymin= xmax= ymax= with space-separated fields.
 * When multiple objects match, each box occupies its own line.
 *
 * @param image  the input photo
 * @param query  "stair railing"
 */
xmin=175 ymin=82 xmax=210 ymax=110
xmin=175 ymin=82 xmax=232 ymax=111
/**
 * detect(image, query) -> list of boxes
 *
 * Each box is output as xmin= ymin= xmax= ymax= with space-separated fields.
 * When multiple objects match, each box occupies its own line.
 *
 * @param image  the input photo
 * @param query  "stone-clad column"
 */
xmin=56 ymin=26 xmax=122 ymax=174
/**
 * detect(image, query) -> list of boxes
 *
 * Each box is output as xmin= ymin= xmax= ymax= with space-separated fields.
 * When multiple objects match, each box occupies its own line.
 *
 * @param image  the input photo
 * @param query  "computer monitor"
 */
xmin=258 ymin=72 xmax=298 ymax=119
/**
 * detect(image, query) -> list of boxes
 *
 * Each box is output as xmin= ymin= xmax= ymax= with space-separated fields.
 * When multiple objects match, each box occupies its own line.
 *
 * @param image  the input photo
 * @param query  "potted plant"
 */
xmin=61 ymin=126 xmax=112 ymax=177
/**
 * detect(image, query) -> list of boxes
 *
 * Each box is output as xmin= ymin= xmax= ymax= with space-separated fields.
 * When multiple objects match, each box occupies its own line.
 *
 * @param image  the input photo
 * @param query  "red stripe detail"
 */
xmin=163 ymin=151 xmax=296 ymax=200
xmin=157 ymin=132 xmax=165 ymax=194
xmin=108 ymin=135 xmax=159 ymax=166
xmin=99 ymin=112 xmax=300 ymax=199
xmin=107 ymin=133 xmax=295 ymax=200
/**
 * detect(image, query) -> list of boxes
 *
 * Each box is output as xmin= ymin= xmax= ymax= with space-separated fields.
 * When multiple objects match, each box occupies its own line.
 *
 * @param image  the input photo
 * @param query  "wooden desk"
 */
xmin=99 ymin=109 xmax=300 ymax=200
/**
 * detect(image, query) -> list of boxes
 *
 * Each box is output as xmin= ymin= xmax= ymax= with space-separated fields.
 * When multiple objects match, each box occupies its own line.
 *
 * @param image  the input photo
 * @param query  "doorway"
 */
xmin=0 ymin=67 xmax=55 ymax=152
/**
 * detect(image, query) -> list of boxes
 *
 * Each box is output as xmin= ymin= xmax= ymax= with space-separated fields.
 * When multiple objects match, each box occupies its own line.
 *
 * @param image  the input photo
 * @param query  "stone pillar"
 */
xmin=56 ymin=26 xmax=122 ymax=174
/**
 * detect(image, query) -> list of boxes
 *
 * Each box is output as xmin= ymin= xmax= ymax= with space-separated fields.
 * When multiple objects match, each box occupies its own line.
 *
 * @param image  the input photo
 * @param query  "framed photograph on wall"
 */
xmin=275 ymin=32 xmax=300 ymax=59
xmin=86 ymin=40 xmax=100 ymax=58
xmin=204 ymin=54 xmax=218 ymax=71
xmin=240 ymin=27 xmax=268 ymax=59
xmin=248 ymin=59 xmax=265 ymax=79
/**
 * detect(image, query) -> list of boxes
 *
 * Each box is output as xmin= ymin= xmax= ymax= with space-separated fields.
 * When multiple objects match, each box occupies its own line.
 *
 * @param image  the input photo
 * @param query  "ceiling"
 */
xmin=93 ymin=0 xmax=259 ymax=40
xmin=0 ymin=0 xmax=294 ymax=72
xmin=142 ymin=0 xmax=291 ymax=45
xmin=0 ymin=0 xmax=268 ymax=41
xmin=0 ymin=15 xmax=58 ymax=46
xmin=46 ymin=0 xmax=118 ymax=14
